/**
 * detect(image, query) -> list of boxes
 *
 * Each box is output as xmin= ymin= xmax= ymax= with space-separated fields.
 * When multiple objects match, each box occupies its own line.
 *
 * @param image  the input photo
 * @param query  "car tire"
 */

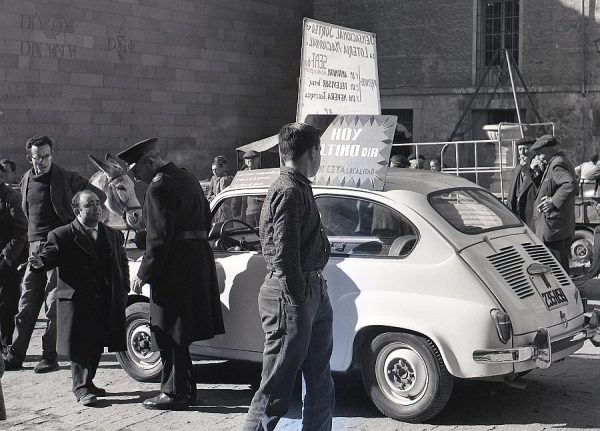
xmin=361 ymin=332 xmax=453 ymax=423
xmin=116 ymin=302 xmax=162 ymax=383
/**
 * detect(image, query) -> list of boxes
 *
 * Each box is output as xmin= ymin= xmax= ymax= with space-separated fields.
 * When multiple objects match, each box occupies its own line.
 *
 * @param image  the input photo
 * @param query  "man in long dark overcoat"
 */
xmin=530 ymin=135 xmax=578 ymax=270
xmin=29 ymin=190 xmax=129 ymax=406
xmin=507 ymin=137 xmax=537 ymax=229
xmin=117 ymin=138 xmax=224 ymax=410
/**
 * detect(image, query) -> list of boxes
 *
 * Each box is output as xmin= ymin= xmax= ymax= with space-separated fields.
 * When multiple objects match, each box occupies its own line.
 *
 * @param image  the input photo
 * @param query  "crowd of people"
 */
xmin=389 ymin=153 xmax=442 ymax=171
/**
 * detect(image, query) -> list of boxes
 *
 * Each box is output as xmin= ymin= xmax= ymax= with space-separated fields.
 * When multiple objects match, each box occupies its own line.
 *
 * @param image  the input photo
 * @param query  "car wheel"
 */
xmin=361 ymin=332 xmax=453 ymax=423
xmin=116 ymin=302 xmax=162 ymax=383
xmin=570 ymin=230 xmax=594 ymax=269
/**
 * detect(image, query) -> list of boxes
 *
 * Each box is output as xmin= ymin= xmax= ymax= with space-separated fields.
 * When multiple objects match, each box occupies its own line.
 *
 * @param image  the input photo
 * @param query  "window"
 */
xmin=212 ymin=194 xmax=265 ymax=228
xmin=477 ymin=0 xmax=520 ymax=86
xmin=316 ymin=196 xmax=418 ymax=257
xmin=429 ymin=188 xmax=521 ymax=234
xmin=210 ymin=195 xmax=265 ymax=252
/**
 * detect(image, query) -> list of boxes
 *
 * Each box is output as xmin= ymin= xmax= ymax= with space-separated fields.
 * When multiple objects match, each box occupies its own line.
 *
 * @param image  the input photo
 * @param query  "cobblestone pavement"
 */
xmin=3 ymin=319 xmax=600 ymax=431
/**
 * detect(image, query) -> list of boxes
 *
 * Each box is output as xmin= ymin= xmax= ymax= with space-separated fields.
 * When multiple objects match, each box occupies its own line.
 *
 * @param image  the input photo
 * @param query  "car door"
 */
xmin=190 ymin=193 xmax=267 ymax=361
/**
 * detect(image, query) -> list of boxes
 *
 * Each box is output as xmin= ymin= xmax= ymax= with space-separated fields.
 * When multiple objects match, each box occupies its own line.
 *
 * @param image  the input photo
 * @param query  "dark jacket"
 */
xmin=533 ymin=153 xmax=578 ymax=242
xmin=138 ymin=162 xmax=224 ymax=349
xmin=0 ymin=184 xmax=28 ymax=272
xmin=20 ymin=163 xmax=107 ymax=226
xmin=507 ymin=164 xmax=537 ymax=230
xmin=35 ymin=220 xmax=129 ymax=357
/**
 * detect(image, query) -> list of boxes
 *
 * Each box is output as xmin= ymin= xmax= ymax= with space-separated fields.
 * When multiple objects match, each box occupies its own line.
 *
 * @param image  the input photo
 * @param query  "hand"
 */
xmin=132 ymin=276 xmax=143 ymax=294
xmin=530 ymin=156 xmax=542 ymax=171
xmin=28 ymin=253 xmax=43 ymax=269
xmin=537 ymin=196 xmax=556 ymax=213
xmin=519 ymin=155 xmax=529 ymax=166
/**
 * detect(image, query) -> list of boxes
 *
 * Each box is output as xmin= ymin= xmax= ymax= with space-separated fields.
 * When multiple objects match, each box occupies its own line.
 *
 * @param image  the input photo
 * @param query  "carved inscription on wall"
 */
xmin=20 ymin=14 xmax=77 ymax=58
xmin=108 ymin=26 xmax=134 ymax=62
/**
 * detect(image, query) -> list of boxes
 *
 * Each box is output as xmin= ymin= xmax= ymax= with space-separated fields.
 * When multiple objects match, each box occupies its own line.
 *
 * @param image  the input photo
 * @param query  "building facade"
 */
xmin=0 ymin=0 xmax=311 ymax=179
xmin=314 ymin=0 xmax=600 ymax=165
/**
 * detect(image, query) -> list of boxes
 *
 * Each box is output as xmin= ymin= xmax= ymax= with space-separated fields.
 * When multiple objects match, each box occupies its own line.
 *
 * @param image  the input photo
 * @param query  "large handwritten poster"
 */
xmin=297 ymin=18 xmax=380 ymax=122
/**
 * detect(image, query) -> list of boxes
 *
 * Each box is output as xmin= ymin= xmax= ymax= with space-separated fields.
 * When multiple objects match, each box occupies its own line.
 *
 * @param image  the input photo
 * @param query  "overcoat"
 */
xmin=533 ymin=153 xmax=578 ymax=242
xmin=35 ymin=220 xmax=129 ymax=357
xmin=137 ymin=162 xmax=224 ymax=350
xmin=507 ymin=164 xmax=537 ymax=230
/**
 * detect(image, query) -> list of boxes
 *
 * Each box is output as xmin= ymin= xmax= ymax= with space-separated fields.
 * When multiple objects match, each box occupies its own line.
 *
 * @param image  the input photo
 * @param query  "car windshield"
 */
xmin=429 ymin=188 xmax=522 ymax=234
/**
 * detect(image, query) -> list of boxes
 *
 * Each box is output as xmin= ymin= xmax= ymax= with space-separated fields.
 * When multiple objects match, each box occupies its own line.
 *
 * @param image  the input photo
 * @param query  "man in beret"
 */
xmin=242 ymin=151 xmax=261 ymax=171
xmin=507 ymin=137 xmax=537 ymax=229
xmin=529 ymin=135 xmax=578 ymax=270
xmin=117 ymin=138 xmax=224 ymax=410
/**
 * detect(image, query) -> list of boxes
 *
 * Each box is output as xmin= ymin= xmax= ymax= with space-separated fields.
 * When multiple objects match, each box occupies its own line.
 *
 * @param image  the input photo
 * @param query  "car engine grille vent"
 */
xmin=521 ymin=243 xmax=571 ymax=288
xmin=487 ymin=245 xmax=535 ymax=299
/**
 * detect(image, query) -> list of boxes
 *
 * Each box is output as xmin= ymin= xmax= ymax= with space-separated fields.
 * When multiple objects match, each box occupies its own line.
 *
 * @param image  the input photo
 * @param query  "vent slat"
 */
xmin=487 ymin=245 xmax=535 ymax=299
xmin=521 ymin=243 xmax=571 ymax=287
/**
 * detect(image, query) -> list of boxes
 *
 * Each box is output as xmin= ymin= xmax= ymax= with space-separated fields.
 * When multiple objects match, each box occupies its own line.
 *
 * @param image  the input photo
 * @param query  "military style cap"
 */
xmin=530 ymin=135 xmax=558 ymax=152
xmin=117 ymin=137 xmax=158 ymax=169
xmin=242 ymin=150 xmax=258 ymax=159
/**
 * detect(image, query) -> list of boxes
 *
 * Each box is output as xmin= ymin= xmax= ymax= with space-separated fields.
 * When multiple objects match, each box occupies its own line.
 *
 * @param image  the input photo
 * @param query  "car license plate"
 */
xmin=531 ymin=275 xmax=569 ymax=310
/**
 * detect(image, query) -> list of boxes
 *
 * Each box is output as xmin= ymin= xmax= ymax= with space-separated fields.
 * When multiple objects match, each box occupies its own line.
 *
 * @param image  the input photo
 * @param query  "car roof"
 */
xmin=382 ymin=168 xmax=479 ymax=194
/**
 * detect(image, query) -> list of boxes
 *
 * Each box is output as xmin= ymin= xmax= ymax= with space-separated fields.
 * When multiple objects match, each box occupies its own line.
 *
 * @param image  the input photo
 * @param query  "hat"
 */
xmin=515 ymin=137 xmax=536 ymax=147
xmin=242 ymin=150 xmax=258 ymax=160
xmin=117 ymin=138 xmax=158 ymax=169
xmin=530 ymin=135 xmax=558 ymax=152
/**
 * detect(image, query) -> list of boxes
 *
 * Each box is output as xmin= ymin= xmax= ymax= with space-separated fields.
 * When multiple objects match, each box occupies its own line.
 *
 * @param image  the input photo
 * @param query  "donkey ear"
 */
xmin=89 ymin=154 xmax=121 ymax=178
xmin=105 ymin=153 xmax=125 ymax=171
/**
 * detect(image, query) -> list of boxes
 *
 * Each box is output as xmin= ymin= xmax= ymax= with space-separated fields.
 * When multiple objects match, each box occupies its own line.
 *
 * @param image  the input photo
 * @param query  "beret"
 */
xmin=530 ymin=135 xmax=558 ymax=152
xmin=116 ymin=138 xmax=158 ymax=169
xmin=515 ymin=136 xmax=536 ymax=146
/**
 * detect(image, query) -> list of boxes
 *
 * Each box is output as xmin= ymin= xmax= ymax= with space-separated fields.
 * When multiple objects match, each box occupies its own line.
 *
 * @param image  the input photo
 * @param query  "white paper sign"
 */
xmin=297 ymin=18 xmax=380 ymax=122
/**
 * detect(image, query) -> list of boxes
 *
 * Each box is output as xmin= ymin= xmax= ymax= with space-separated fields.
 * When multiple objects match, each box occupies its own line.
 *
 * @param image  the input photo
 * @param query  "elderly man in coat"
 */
xmin=530 ymin=135 xmax=578 ymax=270
xmin=507 ymin=137 xmax=537 ymax=229
xmin=29 ymin=190 xmax=129 ymax=406
xmin=118 ymin=138 xmax=224 ymax=410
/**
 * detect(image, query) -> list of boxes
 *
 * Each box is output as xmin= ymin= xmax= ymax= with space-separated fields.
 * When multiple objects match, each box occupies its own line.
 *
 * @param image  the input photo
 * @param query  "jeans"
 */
xmin=243 ymin=270 xmax=335 ymax=431
xmin=8 ymin=240 xmax=58 ymax=362
xmin=71 ymin=352 xmax=101 ymax=399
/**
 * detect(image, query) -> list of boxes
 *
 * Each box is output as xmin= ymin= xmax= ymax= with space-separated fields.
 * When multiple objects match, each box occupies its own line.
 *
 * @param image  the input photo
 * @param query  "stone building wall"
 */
xmin=314 ymin=0 xmax=600 ymax=165
xmin=0 ymin=0 xmax=311 ymax=179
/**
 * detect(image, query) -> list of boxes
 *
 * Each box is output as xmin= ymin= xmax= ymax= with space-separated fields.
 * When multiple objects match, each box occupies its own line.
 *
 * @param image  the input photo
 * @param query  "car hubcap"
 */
xmin=571 ymin=238 xmax=592 ymax=266
xmin=375 ymin=342 xmax=428 ymax=405
xmin=128 ymin=319 xmax=160 ymax=370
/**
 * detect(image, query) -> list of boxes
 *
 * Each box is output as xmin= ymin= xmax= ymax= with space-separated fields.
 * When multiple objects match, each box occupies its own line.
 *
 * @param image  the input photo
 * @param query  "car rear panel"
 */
xmin=459 ymin=233 xmax=584 ymax=336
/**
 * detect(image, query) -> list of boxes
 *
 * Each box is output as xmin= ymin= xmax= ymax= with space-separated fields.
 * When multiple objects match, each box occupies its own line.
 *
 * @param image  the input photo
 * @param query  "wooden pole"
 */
xmin=506 ymin=50 xmax=544 ymax=123
xmin=505 ymin=49 xmax=525 ymax=138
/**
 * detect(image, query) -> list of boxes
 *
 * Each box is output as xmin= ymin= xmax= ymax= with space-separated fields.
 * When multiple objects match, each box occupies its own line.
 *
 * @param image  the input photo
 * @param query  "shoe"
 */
xmin=142 ymin=393 xmax=189 ymax=410
xmin=33 ymin=358 xmax=59 ymax=373
xmin=2 ymin=354 xmax=23 ymax=370
xmin=89 ymin=383 xmax=107 ymax=397
xmin=78 ymin=393 xmax=98 ymax=406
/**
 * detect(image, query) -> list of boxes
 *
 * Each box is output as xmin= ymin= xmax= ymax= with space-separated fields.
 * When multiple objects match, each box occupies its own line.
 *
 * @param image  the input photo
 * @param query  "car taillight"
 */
xmin=491 ymin=309 xmax=512 ymax=344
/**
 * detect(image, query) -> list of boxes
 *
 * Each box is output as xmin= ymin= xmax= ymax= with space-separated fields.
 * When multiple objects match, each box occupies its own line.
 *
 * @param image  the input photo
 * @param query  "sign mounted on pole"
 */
xmin=297 ymin=18 xmax=380 ymax=122
xmin=307 ymin=114 xmax=396 ymax=191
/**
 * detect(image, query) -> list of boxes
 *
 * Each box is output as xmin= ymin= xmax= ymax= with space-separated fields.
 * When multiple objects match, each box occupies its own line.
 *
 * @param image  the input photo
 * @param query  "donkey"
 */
xmin=88 ymin=153 xmax=144 ymax=231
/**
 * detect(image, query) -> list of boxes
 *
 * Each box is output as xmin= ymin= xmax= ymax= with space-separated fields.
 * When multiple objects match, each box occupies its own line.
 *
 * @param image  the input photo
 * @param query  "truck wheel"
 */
xmin=361 ymin=332 xmax=453 ymax=423
xmin=570 ymin=230 xmax=594 ymax=269
xmin=115 ymin=302 xmax=162 ymax=383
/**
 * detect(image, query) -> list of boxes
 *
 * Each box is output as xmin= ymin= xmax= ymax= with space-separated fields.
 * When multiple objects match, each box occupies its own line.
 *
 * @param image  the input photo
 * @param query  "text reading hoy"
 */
xmin=321 ymin=128 xmax=380 ymax=158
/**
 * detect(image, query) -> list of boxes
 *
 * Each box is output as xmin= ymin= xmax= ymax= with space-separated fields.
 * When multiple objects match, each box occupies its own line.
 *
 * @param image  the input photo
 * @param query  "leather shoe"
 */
xmin=2 ymin=354 xmax=23 ymax=371
xmin=142 ymin=393 xmax=188 ymax=410
xmin=33 ymin=358 xmax=59 ymax=373
xmin=78 ymin=393 xmax=98 ymax=406
xmin=89 ymin=383 xmax=106 ymax=397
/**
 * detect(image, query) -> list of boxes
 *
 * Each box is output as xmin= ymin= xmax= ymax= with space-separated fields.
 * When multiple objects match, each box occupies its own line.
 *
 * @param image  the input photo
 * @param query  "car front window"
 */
xmin=429 ymin=188 xmax=522 ymax=234
xmin=210 ymin=194 xmax=265 ymax=252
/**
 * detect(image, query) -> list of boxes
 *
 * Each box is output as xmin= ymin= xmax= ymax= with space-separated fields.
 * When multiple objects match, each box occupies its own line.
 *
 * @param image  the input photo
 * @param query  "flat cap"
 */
xmin=530 ymin=135 xmax=558 ymax=152
xmin=242 ymin=150 xmax=258 ymax=159
xmin=515 ymin=136 xmax=536 ymax=147
xmin=117 ymin=137 xmax=158 ymax=168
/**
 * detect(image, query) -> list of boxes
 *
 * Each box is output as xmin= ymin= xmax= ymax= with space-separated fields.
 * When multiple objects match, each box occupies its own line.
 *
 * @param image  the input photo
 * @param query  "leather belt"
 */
xmin=174 ymin=230 xmax=207 ymax=241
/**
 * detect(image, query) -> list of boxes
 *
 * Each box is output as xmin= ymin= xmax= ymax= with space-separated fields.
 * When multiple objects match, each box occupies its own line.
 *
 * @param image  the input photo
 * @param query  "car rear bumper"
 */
xmin=472 ymin=309 xmax=600 ymax=369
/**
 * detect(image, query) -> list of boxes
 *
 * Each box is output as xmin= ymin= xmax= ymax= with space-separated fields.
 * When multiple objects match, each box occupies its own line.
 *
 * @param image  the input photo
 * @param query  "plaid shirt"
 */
xmin=259 ymin=167 xmax=330 ymax=303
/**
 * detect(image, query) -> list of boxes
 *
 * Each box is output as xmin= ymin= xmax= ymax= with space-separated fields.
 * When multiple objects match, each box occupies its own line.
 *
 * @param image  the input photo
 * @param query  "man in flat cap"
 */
xmin=507 ymin=137 xmax=537 ymax=229
xmin=117 ymin=138 xmax=224 ymax=410
xmin=241 ymin=151 xmax=261 ymax=171
xmin=529 ymin=135 xmax=578 ymax=270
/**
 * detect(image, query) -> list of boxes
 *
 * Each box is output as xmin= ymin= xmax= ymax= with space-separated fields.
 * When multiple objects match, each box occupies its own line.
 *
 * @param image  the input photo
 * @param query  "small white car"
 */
xmin=118 ymin=168 xmax=600 ymax=423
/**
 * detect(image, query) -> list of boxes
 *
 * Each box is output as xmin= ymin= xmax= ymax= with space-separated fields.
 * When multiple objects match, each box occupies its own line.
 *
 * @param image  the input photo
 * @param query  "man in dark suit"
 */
xmin=507 ymin=137 xmax=537 ymax=229
xmin=0 ymin=164 xmax=27 ymax=354
xmin=530 ymin=135 xmax=578 ymax=270
xmin=4 ymin=135 xmax=107 ymax=373
xmin=28 ymin=190 xmax=129 ymax=406
xmin=117 ymin=138 xmax=224 ymax=410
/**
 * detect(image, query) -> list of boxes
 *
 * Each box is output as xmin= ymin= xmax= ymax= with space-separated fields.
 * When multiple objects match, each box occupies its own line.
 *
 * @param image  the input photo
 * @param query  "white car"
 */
xmin=118 ymin=168 xmax=600 ymax=423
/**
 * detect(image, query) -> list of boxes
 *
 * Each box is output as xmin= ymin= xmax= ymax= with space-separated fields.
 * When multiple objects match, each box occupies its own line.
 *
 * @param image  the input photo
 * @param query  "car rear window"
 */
xmin=429 ymin=189 xmax=522 ymax=234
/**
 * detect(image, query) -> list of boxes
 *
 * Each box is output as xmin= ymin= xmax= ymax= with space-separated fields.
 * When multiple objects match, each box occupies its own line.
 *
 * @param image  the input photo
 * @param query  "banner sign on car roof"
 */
xmin=229 ymin=168 xmax=280 ymax=190
xmin=297 ymin=18 xmax=380 ymax=122
xmin=308 ymin=114 xmax=396 ymax=191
